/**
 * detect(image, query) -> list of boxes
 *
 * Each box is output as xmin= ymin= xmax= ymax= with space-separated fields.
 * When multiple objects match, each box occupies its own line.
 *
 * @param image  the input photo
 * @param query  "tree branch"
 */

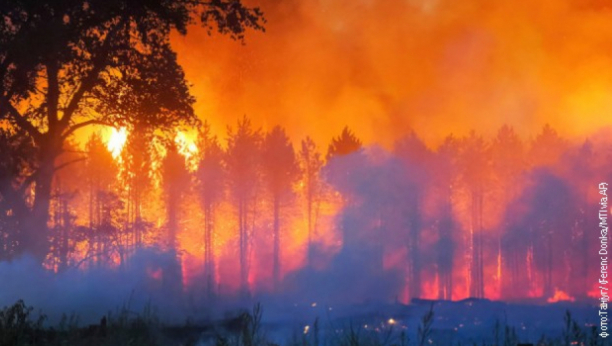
xmin=72 ymin=250 xmax=110 ymax=270
xmin=54 ymin=157 xmax=87 ymax=172
xmin=59 ymin=18 xmax=126 ymax=129
xmin=62 ymin=119 xmax=113 ymax=139
xmin=17 ymin=155 xmax=86 ymax=196
xmin=0 ymin=96 xmax=43 ymax=142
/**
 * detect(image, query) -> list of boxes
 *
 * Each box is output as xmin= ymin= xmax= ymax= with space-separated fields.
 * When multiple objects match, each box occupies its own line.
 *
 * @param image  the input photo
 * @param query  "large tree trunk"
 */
xmin=26 ymin=154 xmax=55 ymax=263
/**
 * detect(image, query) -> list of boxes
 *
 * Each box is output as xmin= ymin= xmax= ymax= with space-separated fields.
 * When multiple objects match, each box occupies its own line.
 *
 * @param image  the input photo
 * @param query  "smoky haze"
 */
xmin=171 ymin=0 xmax=612 ymax=148
xmin=0 ymin=130 xmax=604 ymax=323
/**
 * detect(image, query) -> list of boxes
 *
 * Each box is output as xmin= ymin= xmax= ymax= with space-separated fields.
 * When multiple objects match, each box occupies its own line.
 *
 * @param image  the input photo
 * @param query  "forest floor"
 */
xmin=0 ymin=298 xmax=602 ymax=346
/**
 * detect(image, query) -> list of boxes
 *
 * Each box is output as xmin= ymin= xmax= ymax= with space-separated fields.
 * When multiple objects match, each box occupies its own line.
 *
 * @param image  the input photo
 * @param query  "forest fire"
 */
xmin=58 ymin=120 xmax=600 ymax=305
xmin=107 ymin=127 xmax=128 ymax=159
xmin=0 ymin=0 xmax=609 ymax=344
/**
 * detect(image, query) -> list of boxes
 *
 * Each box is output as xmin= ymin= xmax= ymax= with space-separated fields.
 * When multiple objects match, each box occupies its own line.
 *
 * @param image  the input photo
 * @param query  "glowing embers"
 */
xmin=107 ymin=127 xmax=128 ymax=159
xmin=546 ymin=288 xmax=575 ymax=303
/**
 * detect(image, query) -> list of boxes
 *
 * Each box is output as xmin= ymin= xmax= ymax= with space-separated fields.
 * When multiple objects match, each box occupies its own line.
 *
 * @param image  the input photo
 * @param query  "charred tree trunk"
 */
xmin=204 ymin=203 xmax=215 ymax=299
xmin=437 ymin=204 xmax=454 ymax=300
xmin=469 ymin=189 xmax=484 ymax=298
xmin=273 ymin=195 xmax=281 ymax=291
xmin=407 ymin=193 xmax=422 ymax=300
xmin=544 ymin=229 xmax=553 ymax=297
xmin=239 ymin=198 xmax=249 ymax=297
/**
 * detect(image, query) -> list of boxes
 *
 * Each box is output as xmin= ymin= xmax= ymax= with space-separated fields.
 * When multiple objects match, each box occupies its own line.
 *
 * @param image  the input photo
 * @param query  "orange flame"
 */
xmin=175 ymin=131 xmax=199 ymax=171
xmin=547 ymin=288 xmax=575 ymax=303
xmin=106 ymin=127 xmax=128 ymax=159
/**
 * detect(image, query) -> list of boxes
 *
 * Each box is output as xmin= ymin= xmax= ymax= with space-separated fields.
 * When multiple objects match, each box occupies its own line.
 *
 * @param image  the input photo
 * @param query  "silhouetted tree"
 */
xmin=490 ymin=125 xmax=524 ymax=296
xmin=505 ymin=169 xmax=576 ymax=298
xmin=298 ymin=137 xmax=324 ymax=268
xmin=529 ymin=124 xmax=568 ymax=169
xmin=394 ymin=131 xmax=432 ymax=300
xmin=162 ymin=144 xmax=189 ymax=251
xmin=459 ymin=131 xmax=490 ymax=298
xmin=84 ymin=132 xmax=117 ymax=267
xmin=0 ymin=0 xmax=264 ymax=262
xmin=431 ymin=135 xmax=459 ymax=300
xmin=161 ymin=142 xmax=189 ymax=295
xmin=226 ymin=116 xmax=262 ymax=296
xmin=325 ymin=127 xmax=364 ymax=197
xmin=47 ymin=138 xmax=87 ymax=271
xmin=196 ymin=121 xmax=225 ymax=298
xmin=49 ymin=177 xmax=78 ymax=272
xmin=0 ymin=126 xmax=35 ymax=260
xmin=560 ymin=140 xmax=594 ymax=297
xmin=262 ymin=126 xmax=299 ymax=291
xmin=327 ymin=127 xmax=363 ymax=161
xmin=98 ymin=190 xmax=125 ymax=266
xmin=121 ymin=127 xmax=153 ymax=250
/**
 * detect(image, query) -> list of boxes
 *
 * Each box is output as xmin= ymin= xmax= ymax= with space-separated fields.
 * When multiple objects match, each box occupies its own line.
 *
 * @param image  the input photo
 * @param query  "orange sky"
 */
xmin=170 ymin=0 xmax=612 ymax=148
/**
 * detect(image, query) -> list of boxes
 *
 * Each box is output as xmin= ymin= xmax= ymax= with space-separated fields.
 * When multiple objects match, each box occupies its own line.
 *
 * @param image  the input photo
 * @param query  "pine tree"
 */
xmin=0 ymin=126 xmax=35 ymax=260
xmin=84 ymin=132 xmax=117 ymax=267
xmin=121 ymin=128 xmax=153 ymax=251
xmin=226 ymin=116 xmax=262 ymax=296
xmin=298 ymin=137 xmax=323 ymax=268
xmin=262 ymin=126 xmax=299 ymax=291
xmin=394 ymin=131 xmax=432 ymax=300
xmin=196 ymin=122 xmax=225 ymax=298
xmin=432 ymin=135 xmax=459 ymax=300
xmin=490 ymin=125 xmax=524 ymax=298
xmin=327 ymin=127 xmax=363 ymax=160
xmin=459 ymin=131 xmax=490 ymax=299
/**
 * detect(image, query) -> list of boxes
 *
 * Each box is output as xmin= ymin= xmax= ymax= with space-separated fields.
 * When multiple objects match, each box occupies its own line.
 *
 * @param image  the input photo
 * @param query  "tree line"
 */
xmin=0 ymin=117 xmax=603 ymax=302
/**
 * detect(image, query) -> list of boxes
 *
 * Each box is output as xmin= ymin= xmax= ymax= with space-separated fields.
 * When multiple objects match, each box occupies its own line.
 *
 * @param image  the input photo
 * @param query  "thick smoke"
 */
xmin=270 ymin=142 xmax=453 ymax=305
xmin=171 ymin=0 xmax=612 ymax=147
xmin=0 ymin=248 xmax=187 ymax=324
xmin=283 ymin=148 xmax=410 ymax=304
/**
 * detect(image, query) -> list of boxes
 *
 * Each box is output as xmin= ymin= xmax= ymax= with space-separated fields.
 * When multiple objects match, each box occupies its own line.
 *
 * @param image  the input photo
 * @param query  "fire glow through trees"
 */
xmin=0 ymin=0 xmax=611 ymax=328
xmin=44 ymin=120 xmax=604 ymax=305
